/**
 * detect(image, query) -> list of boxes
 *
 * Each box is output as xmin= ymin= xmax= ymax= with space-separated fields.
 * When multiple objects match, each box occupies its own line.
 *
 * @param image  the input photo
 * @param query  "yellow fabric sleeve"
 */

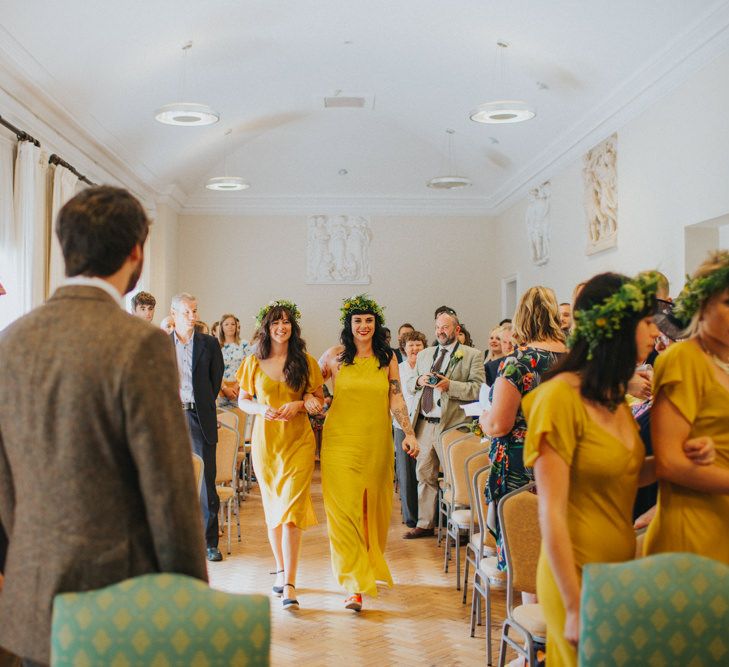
xmin=305 ymin=354 xmax=325 ymax=394
xmin=236 ymin=355 xmax=257 ymax=396
xmin=523 ymin=379 xmax=583 ymax=467
xmin=653 ymin=341 xmax=704 ymax=426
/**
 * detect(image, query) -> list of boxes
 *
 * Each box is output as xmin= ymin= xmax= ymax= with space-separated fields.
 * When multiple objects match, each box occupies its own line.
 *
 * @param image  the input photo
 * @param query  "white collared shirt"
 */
xmin=174 ymin=331 xmax=195 ymax=403
xmin=394 ymin=358 xmax=419 ymax=429
xmin=421 ymin=340 xmax=458 ymax=418
xmin=62 ymin=276 xmax=124 ymax=308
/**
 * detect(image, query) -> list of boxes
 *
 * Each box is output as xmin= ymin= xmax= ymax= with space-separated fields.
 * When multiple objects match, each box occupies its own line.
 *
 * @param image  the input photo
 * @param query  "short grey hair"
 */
xmin=171 ymin=292 xmax=197 ymax=312
xmin=435 ymin=310 xmax=460 ymax=327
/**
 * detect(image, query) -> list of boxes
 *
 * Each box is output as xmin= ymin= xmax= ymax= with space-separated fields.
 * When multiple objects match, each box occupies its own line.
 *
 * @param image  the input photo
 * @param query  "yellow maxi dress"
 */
xmin=644 ymin=340 xmax=729 ymax=564
xmin=236 ymin=354 xmax=323 ymax=529
xmin=522 ymin=379 xmax=644 ymax=667
xmin=321 ymin=356 xmax=394 ymax=596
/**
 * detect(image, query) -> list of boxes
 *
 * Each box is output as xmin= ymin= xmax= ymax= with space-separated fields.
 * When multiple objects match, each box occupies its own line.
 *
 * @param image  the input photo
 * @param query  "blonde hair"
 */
xmin=512 ymin=286 xmax=565 ymax=346
xmin=687 ymin=250 xmax=729 ymax=336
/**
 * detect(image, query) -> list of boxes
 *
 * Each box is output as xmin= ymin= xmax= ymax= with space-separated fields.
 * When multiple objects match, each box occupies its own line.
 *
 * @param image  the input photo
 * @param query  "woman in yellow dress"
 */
xmin=523 ymin=272 xmax=714 ymax=666
xmin=645 ymin=250 xmax=729 ymax=563
xmin=317 ymin=294 xmax=419 ymax=612
xmin=237 ymin=300 xmax=323 ymax=611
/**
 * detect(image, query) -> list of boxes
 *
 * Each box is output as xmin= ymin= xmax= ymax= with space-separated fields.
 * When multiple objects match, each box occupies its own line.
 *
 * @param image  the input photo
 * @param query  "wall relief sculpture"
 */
xmin=526 ymin=181 xmax=551 ymax=266
xmin=584 ymin=133 xmax=618 ymax=255
xmin=306 ymin=215 xmax=371 ymax=284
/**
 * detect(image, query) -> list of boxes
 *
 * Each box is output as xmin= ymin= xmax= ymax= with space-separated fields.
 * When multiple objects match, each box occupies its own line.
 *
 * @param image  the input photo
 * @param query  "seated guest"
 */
xmin=218 ymin=314 xmax=250 ymax=410
xmin=479 ymin=286 xmax=567 ymax=569
xmin=457 ymin=323 xmax=474 ymax=347
xmin=395 ymin=330 xmax=427 ymax=528
xmin=160 ymin=315 xmax=175 ymax=334
xmin=131 ymin=290 xmax=156 ymax=322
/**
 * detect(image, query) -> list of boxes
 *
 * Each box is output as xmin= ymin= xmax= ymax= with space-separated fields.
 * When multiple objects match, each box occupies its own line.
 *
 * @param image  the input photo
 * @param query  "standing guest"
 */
xmin=218 ymin=314 xmax=249 ymax=410
xmin=194 ymin=321 xmax=210 ymax=335
xmin=211 ymin=320 xmax=220 ymax=340
xmin=319 ymin=295 xmax=419 ymax=611
xmin=645 ymin=251 xmax=729 ymax=563
xmin=499 ymin=321 xmax=515 ymax=357
xmin=394 ymin=322 xmax=415 ymax=363
xmin=521 ymin=272 xmax=713 ymax=666
xmin=160 ymin=314 xmax=175 ymax=334
xmin=405 ymin=310 xmax=484 ymax=539
xmin=171 ymin=293 xmax=225 ymax=562
xmin=479 ymin=286 xmax=567 ymax=569
xmin=559 ymin=302 xmax=572 ymax=335
xmin=457 ymin=323 xmax=474 ymax=347
xmin=131 ymin=290 xmax=156 ymax=322
xmin=395 ymin=330 xmax=427 ymax=528
xmin=484 ymin=325 xmax=505 ymax=386
xmin=237 ymin=300 xmax=323 ymax=610
xmin=0 ymin=187 xmax=207 ymax=666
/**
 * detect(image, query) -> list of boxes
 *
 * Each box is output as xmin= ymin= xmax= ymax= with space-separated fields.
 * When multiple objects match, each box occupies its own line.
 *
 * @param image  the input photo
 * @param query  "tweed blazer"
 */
xmin=407 ymin=343 xmax=485 ymax=435
xmin=0 ymin=286 xmax=208 ymax=664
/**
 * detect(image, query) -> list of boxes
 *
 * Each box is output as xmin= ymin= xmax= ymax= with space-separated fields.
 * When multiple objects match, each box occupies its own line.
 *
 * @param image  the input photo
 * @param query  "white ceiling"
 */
xmin=2 ymin=0 xmax=729 ymax=214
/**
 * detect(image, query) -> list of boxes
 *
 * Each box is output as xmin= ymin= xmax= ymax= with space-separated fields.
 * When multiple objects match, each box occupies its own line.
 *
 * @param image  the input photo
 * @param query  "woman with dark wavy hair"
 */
xmin=236 ymin=300 xmax=324 ymax=611
xmin=521 ymin=272 xmax=714 ymax=666
xmin=317 ymin=294 xmax=420 ymax=612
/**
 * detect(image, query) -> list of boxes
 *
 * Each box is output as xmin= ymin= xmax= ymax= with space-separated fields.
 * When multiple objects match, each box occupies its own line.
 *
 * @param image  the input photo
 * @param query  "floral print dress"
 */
xmin=218 ymin=341 xmax=250 ymax=408
xmin=486 ymin=346 xmax=563 ymax=569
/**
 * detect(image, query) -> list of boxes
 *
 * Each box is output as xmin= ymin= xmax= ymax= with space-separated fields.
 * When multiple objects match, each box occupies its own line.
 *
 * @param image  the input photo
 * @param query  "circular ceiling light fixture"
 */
xmin=427 ymin=175 xmax=472 ymax=190
xmin=155 ymin=102 xmax=220 ymax=126
xmin=205 ymin=176 xmax=249 ymax=191
xmin=155 ymin=42 xmax=220 ymax=127
xmin=469 ymin=100 xmax=535 ymax=124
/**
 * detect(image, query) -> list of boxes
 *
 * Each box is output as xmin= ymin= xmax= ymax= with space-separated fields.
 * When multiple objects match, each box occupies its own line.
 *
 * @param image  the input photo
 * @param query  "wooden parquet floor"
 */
xmin=208 ymin=466 xmax=511 ymax=666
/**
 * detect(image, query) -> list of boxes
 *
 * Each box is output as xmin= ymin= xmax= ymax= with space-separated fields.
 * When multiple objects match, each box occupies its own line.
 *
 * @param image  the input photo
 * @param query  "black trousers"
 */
xmin=394 ymin=428 xmax=418 ymax=527
xmin=186 ymin=409 xmax=219 ymax=548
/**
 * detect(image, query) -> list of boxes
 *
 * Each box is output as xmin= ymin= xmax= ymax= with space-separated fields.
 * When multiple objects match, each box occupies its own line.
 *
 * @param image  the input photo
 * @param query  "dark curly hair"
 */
xmin=338 ymin=310 xmax=393 ymax=369
xmin=544 ymin=272 xmax=656 ymax=411
xmin=253 ymin=305 xmax=309 ymax=392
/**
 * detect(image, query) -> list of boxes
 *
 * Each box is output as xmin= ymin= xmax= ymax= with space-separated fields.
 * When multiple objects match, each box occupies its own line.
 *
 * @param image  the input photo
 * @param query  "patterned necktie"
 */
xmin=421 ymin=347 xmax=448 ymax=414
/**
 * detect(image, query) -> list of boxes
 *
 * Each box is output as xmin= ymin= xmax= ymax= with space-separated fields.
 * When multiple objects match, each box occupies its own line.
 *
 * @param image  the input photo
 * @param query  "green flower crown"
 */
xmin=255 ymin=299 xmax=301 ymax=326
xmin=673 ymin=253 xmax=729 ymax=327
xmin=340 ymin=294 xmax=385 ymax=325
xmin=569 ymin=272 xmax=660 ymax=359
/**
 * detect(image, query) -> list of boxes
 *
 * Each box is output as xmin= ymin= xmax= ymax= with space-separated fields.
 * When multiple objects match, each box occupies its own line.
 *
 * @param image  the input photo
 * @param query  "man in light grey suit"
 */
xmin=0 ymin=187 xmax=208 ymax=666
xmin=405 ymin=309 xmax=484 ymax=538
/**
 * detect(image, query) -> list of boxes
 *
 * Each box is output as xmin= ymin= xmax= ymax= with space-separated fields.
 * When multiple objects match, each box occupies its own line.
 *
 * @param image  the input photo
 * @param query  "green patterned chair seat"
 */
xmin=51 ymin=573 xmax=270 ymax=666
xmin=579 ymin=552 xmax=729 ymax=667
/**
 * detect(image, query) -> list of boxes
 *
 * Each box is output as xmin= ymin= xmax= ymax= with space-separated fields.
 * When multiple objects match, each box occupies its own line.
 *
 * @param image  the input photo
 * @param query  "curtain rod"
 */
xmin=0 ymin=113 xmax=96 ymax=186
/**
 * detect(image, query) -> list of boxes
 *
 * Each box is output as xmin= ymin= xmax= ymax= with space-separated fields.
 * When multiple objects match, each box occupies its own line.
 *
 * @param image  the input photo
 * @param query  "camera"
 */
xmin=426 ymin=374 xmax=440 ymax=386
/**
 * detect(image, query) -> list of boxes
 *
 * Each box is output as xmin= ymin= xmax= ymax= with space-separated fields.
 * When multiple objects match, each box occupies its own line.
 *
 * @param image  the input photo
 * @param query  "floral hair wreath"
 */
xmin=569 ymin=272 xmax=660 ymax=360
xmin=340 ymin=294 xmax=385 ymax=325
xmin=672 ymin=253 xmax=729 ymax=327
xmin=255 ymin=299 xmax=301 ymax=326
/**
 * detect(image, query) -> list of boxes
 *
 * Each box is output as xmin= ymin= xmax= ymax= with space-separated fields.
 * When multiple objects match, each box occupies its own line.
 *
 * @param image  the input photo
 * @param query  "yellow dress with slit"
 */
xmin=236 ymin=354 xmax=322 ymax=529
xmin=522 ymin=379 xmax=644 ymax=667
xmin=321 ymin=355 xmax=394 ymax=595
xmin=644 ymin=341 xmax=729 ymax=564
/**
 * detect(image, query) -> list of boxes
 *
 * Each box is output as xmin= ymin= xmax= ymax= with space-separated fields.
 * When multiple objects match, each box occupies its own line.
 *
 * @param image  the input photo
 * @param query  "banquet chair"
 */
xmin=497 ymin=483 xmax=544 ymax=667
xmin=191 ymin=452 xmax=204 ymax=498
xmin=579 ymin=552 xmax=729 ymax=666
xmin=218 ymin=407 xmax=250 ymax=500
xmin=462 ymin=451 xmax=492 ymax=604
xmin=216 ymin=422 xmax=241 ymax=554
xmin=51 ymin=573 xmax=270 ymax=666
xmin=444 ymin=435 xmax=485 ymax=590
xmin=437 ymin=424 xmax=471 ymax=546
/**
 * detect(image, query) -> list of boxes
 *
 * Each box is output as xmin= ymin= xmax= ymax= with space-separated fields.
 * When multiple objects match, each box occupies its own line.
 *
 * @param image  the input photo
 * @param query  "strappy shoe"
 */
xmin=282 ymin=584 xmax=299 ymax=611
xmin=344 ymin=593 xmax=362 ymax=612
xmin=270 ymin=570 xmax=284 ymax=597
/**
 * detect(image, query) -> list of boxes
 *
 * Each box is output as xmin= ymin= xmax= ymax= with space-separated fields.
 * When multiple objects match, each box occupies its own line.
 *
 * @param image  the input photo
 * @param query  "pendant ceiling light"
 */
xmin=470 ymin=41 xmax=535 ymax=125
xmin=427 ymin=129 xmax=472 ymax=190
xmin=206 ymin=129 xmax=250 ymax=191
xmin=155 ymin=42 xmax=220 ymax=126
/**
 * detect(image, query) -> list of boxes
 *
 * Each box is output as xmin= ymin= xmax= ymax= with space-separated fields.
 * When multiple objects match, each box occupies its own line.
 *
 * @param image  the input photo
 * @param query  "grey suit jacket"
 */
xmin=0 ymin=286 xmax=208 ymax=663
xmin=407 ymin=343 xmax=485 ymax=435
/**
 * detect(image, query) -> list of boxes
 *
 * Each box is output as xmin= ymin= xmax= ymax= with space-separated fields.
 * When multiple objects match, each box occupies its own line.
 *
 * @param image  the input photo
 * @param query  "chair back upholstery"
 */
xmin=51 ymin=573 xmax=271 ymax=666
xmin=439 ymin=426 xmax=471 ymax=504
xmin=217 ymin=407 xmax=239 ymax=432
xmin=191 ymin=453 xmax=204 ymax=497
xmin=449 ymin=437 xmax=486 ymax=506
xmin=216 ymin=423 xmax=239 ymax=485
xmin=464 ymin=451 xmax=490 ymax=528
xmin=498 ymin=483 xmax=539 ymax=603
xmin=473 ymin=465 xmax=491 ymax=538
xmin=579 ymin=553 xmax=729 ymax=666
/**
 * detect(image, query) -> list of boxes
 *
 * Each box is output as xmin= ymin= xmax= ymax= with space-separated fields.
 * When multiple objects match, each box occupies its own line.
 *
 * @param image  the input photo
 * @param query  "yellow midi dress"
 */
xmin=522 ymin=379 xmax=644 ymax=667
xmin=644 ymin=341 xmax=729 ymax=564
xmin=321 ymin=356 xmax=394 ymax=596
xmin=236 ymin=354 xmax=323 ymax=529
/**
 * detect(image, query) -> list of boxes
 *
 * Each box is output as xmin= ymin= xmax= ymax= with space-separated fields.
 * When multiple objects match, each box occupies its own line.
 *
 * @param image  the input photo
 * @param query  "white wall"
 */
xmin=177 ymin=214 xmax=494 ymax=356
xmin=146 ymin=203 xmax=179 ymax=322
xmin=489 ymin=48 xmax=729 ymax=312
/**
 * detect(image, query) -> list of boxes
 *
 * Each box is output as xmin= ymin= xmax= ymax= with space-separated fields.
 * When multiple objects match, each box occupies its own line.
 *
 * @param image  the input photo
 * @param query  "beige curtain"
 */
xmin=0 ymin=136 xmax=17 ymax=330
xmin=47 ymin=165 xmax=79 ymax=296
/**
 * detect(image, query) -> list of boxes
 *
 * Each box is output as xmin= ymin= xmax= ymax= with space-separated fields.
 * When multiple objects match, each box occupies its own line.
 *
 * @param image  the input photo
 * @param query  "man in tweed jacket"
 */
xmin=0 ymin=187 xmax=208 ymax=666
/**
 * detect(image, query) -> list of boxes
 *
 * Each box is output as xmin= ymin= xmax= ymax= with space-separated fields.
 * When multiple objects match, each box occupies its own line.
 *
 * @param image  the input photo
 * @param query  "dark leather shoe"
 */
xmin=206 ymin=547 xmax=223 ymax=562
xmin=403 ymin=527 xmax=435 ymax=539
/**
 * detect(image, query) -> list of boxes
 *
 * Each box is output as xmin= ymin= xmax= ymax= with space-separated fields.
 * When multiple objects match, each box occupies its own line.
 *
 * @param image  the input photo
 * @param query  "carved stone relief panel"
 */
xmin=306 ymin=215 xmax=371 ymax=284
xmin=526 ymin=181 xmax=551 ymax=266
xmin=584 ymin=133 xmax=618 ymax=255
